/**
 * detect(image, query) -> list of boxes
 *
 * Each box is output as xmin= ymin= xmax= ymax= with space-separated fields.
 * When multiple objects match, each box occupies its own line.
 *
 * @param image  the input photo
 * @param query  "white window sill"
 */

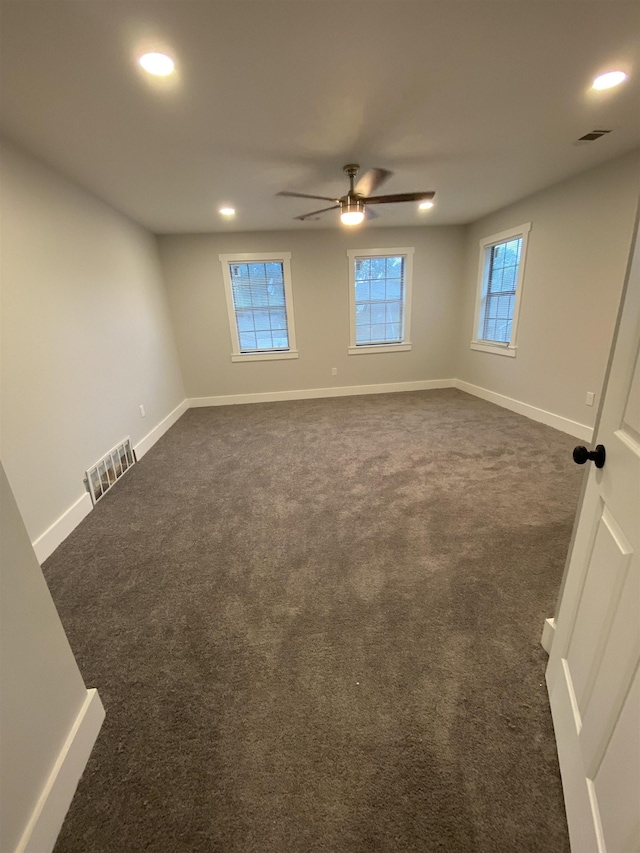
xmin=348 ymin=343 xmax=412 ymax=355
xmin=470 ymin=341 xmax=517 ymax=358
xmin=231 ymin=350 xmax=299 ymax=363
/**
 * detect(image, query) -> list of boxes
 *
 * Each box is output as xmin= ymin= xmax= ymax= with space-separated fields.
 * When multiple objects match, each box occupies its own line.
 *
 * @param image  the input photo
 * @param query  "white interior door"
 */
xmin=546 ymin=216 xmax=640 ymax=853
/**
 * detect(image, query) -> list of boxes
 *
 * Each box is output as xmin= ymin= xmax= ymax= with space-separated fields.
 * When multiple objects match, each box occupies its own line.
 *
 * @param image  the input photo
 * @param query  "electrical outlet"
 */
xmin=139 ymin=404 xmax=146 ymax=418
xmin=585 ymin=392 xmax=595 ymax=407
xmin=332 ymin=367 xmax=338 ymax=376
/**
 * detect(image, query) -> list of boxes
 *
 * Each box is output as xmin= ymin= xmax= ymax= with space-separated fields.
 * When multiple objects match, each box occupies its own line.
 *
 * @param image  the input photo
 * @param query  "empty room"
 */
xmin=1 ymin=2 xmax=639 ymax=852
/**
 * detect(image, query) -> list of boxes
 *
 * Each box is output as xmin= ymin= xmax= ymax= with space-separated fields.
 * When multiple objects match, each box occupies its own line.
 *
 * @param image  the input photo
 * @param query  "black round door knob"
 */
xmin=573 ymin=444 xmax=606 ymax=468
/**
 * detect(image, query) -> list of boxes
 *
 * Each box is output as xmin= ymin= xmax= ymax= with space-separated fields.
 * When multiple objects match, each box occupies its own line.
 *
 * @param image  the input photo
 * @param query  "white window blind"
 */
xmin=354 ymin=255 xmax=405 ymax=345
xmin=229 ymin=261 xmax=289 ymax=352
xmin=471 ymin=223 xmax=530 ymax=357
xmin=481 ymin=237 xmax=523 ymax=344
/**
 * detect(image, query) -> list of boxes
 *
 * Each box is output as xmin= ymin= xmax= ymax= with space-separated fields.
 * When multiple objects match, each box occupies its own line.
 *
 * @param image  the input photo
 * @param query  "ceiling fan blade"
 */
xmin=294 ymin=205 xmax=340 ymax=221
xmin=365 ymin=207 xmax=379 ymax=220
xmin=277 ymin=191 xmax=340 ymax=203
xmin=365 ymin=191 xmax=435 ymax=205
xmin=354 ymin=168 xmax=393 ymax=198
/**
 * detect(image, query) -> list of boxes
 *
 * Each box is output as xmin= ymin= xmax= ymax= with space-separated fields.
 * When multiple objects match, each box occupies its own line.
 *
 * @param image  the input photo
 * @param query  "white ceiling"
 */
xmin=1 ymin=1 xmax=639 ymax=233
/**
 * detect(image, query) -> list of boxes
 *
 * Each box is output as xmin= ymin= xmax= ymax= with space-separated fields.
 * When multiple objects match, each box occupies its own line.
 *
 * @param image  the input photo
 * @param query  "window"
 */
xmin=471 ymin=223 xmax=531 ymax=357
xmin=347 ymin=248 xmax=414 ymax=355
xmin=219 ymin=252 xmax=298 ymax=362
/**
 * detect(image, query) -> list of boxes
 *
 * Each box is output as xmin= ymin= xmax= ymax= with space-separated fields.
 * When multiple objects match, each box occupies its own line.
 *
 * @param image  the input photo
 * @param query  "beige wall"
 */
xmin=3 ymin=140 xmax=637 ymax=545
xmin=1 ymin=141 xmax=637 ymax=852
xmin=456 ymin=150 xmax=640 ymax=428
xmin=0 ymin=140 xmax=186 ymax=543
xmin=159 ymin=152 xmax=639 ymax=426
xmin=158 ymin=226 xmax=465 ymax=398
xmin=0 ymin=464 xmax=89 ymax=853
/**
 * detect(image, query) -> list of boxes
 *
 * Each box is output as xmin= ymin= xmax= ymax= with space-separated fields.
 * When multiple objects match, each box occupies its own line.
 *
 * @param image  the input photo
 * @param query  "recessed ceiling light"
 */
xmin=419 ymin=201 xmax=434 ymax=210
xmin=592 ymin=71 xmax=628 ymax=90
xmin=219 ymin=207 xmax=236 ymax=216
xmin=138 ymin=53 xmax=175 ymax=77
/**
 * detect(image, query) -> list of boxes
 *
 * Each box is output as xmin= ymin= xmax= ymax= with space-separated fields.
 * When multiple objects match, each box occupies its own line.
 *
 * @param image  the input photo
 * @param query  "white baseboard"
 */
xmin=15 ymin=688 xmax=105 ymax=853
xmin=189 ymin=379 xmax=455 ymax=408
xmin=541 ymin=617 xmax=556 ymax=654
xmin=190 ymin=381 xmax=594 ymax=444
xmin=134 ymin=398 xmax=189 ymax=460
xmin=30 ymin=383 xmax=590 ymax=562
xmin=31 ymin=399 xmax=189 ymax=562
xmin=32 ymin=492 xmax=93 ymax=565
xmin=454 ymin=380 xmax=593 ymax=441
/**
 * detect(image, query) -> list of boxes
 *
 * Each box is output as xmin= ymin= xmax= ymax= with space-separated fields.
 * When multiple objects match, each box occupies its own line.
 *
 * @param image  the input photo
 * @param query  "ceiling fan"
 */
xmin=277 ymin=164 xmax=435 ymax=225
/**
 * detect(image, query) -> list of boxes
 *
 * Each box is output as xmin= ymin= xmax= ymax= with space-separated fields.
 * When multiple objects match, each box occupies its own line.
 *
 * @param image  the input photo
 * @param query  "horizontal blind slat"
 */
xmin=230 ymin=262 xmax=289 ymax=352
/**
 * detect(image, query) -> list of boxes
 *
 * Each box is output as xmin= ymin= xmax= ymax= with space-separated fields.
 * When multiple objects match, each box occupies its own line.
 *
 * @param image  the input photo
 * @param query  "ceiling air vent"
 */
xmin=575 ymin=129 xmax=612 ymax=145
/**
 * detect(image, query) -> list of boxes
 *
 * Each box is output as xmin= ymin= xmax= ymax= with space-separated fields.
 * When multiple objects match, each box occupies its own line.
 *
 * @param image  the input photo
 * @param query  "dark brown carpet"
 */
xmin=44 ymin=389 xmax=581 ymax=852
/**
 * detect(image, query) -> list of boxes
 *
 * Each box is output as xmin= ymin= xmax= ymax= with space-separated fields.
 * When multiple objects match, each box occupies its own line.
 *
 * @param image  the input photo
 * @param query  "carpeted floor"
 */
xmin=44 ymin=389 xmax=581 ymax=852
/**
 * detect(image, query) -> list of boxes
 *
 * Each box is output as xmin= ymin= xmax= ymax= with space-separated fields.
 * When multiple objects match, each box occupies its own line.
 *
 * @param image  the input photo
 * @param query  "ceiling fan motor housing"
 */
xmin=341 ymin=197 xmax=365 ymax=215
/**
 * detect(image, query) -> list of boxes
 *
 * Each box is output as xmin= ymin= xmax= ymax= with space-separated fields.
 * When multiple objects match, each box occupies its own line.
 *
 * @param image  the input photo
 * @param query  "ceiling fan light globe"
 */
xmin=341 ymin=211 xmax=365 ymax=225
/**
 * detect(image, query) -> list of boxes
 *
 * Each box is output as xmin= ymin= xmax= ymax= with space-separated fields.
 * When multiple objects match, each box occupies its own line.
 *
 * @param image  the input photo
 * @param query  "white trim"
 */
xmin=190 ymin=379 xmax=594 ymax=443
xmin=472 ymin=222 xmax=532 ymax=350
xmin=470 ymin=341 xmax=517 ymax=358
xmin=347 ymin=248 xmax=414 ymax=352
xmin=477 ymin=222 xmax=532 ymax=248
xmin=219 ymin=252 xmax=297 ymax=360
xmin=541 ymin=617 xmax=556 ymax=654
xmin=29 ymin=384 xmax=592 ymax=562
xmin=218 ymin=252 xmax=292 ymax=262
xmin=348 ymin=343 xmax=412 ymax=355
xmin=231 ymin=350 xmax=298 ymax=363
xmin=547 ymin=668 xmax=602 ymax=853
xmin=454 ymin=379 xmax=593 ymax=440
xmin=614 ymin=426 xmax=640 ymax=457
xmin=15 ymin=689 xmax=105 ymax=853
xmin=31 ymin=400 xmax=188 ymax=561
xmin=32 ymin=493 xmax=93 ymax=565
xmin=346 ymin=247 xmax=416 ymax=258
xmin=189 ymin=379 xmax=455 ymax=408
xmin=133 ymin=398 xmax=189 ymax=460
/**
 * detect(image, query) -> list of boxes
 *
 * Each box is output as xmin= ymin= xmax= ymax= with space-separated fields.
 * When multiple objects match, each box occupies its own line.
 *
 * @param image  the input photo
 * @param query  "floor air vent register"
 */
xmin=85 ymin=438 xmax=135 ymax=504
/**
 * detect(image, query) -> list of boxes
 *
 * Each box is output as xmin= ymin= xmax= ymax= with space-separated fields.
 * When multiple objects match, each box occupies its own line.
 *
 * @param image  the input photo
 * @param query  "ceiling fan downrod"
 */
xmin=343 ymin=163 xmax=360 ymax=198
xmin=340 ymin=164 xmax=365 ymax=224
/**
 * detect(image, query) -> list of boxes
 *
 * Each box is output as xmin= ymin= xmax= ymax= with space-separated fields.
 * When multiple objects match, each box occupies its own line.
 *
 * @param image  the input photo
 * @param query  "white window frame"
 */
xmin=347 ymin=247 xmax=414 ymax=355
xmin=471 ymin=222 xmax=531 ymax=358
xmin=219 ymin=252 xmax=298 ymax=363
